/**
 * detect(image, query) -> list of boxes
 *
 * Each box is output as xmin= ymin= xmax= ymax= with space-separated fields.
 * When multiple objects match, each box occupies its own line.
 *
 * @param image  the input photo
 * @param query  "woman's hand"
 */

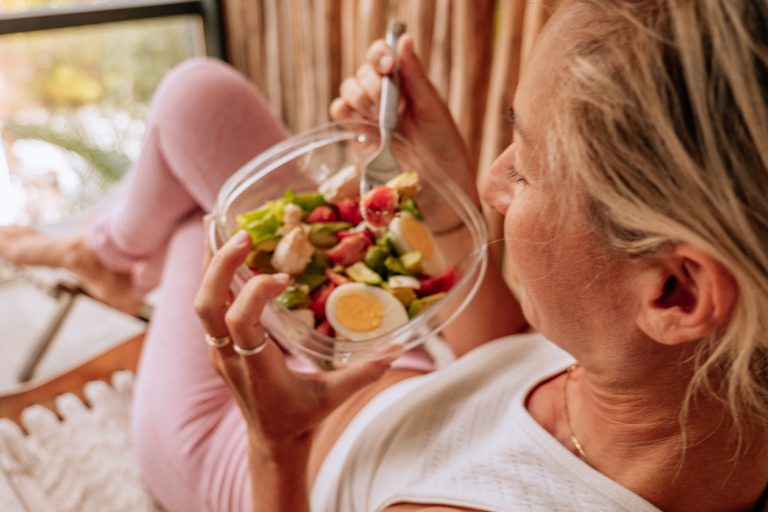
xmin=194 ymin=227 xmax=398 ymax=510
xmin=195 ymin=228 xmax=397 ymax=452
xmin=330 ymin=35 xmax=478 ymax=204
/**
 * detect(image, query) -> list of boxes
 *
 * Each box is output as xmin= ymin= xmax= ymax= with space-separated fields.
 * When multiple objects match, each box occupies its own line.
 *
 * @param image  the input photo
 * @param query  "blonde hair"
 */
xmin=553 ymin=0 xmax=768 ymax=435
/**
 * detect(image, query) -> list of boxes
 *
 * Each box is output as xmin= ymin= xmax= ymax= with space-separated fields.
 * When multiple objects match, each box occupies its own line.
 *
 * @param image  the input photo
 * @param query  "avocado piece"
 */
xmin=309 ymin=230 xmax=338 ymax=248
xmin=309 ymin=221 xmax=352 ymax=232
xmin=291 ymin=191 xmax=327 ymax=211
xmin=399 ymin=251 xmax=422 ymax=274
xmin=384 ymin=255 xmax=411 ymax=276
xmin=276 ymin=284 xmax=310 ymax=309
xmin=245 ymin=250 xmax=276 ymax=273
xmin=254 ymin=236 xmax=280 ymax=252
xmin=308 ymin=222 xmax=353 ymax=248
xmin=376 ymin=231 xmax=396 ymax=251
xmin=295 ymin=253 xmax=329 ymax=291
xmin=399 ymin=198 xmax=423 ymax=220
xmin=345 ymin=261 xmax=383 ymax=285
xmin=388 ymin=286 xmax=417 ymax=307
xmin=296 ymin=271 xmax=327 ymax=292
xmin=364 ymin=245 xmax=389 ymax=275
xmin=386 ymin=172 xmax=420 ymax=199
xmin=407 ymin=292 xmax=446 ymax=317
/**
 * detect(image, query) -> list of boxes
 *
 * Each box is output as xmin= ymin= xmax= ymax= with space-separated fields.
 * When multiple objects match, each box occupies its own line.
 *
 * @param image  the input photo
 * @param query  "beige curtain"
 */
xmin=219 ymin=0 xmax=551 ymax=285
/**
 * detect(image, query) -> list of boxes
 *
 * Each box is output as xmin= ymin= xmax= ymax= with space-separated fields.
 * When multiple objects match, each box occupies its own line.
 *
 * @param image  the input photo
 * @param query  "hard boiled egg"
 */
xmin=389 ymin=212 xmax=446 ymax=276
xmin=325 ymin=282 xmax=409 ymax=341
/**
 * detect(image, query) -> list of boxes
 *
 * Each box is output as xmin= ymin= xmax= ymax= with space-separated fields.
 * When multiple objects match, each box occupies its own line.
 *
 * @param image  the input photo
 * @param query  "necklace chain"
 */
xmin=563 ymin=364 xmax=590 ymax=465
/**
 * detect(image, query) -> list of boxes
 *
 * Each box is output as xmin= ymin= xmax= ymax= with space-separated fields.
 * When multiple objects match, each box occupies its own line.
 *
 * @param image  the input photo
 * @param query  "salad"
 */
xmin=234 ymin=164 xmax=457 ymax=341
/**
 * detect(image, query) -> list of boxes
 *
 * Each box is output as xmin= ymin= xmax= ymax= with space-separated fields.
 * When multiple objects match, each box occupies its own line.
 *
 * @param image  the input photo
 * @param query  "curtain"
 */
xmin=219 ymin=0 xmax=552 ymax=285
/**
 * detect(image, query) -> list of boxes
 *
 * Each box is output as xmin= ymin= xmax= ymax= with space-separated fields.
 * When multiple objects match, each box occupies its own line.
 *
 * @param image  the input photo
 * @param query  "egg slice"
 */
xmin=389 ymin=212 xmax=446 ymax=276
xmin=325 ymin=282 xmax=409 ymax=341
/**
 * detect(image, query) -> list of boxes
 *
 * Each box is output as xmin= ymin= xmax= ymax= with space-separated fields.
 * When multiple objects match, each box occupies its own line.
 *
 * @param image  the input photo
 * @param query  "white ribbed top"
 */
xmin=311 ymin=333 xmax=662 ymax=512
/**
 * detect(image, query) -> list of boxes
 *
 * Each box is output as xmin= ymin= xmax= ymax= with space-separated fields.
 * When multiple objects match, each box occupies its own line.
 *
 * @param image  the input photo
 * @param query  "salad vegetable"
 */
xmin=233 ymin=168 xmax=458 ymax=340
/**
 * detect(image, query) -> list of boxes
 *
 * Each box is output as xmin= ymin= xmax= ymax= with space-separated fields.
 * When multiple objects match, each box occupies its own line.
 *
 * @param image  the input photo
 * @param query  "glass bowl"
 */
xmin=210 ymin=120 xmax=487 ymax=370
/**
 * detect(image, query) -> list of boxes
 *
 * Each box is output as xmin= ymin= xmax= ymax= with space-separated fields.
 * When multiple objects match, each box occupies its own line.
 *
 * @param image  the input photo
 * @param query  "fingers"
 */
xmin=397 ymin=35 xmax=442 ymax=113
xmin=366 ymin=39 xmax=395 ymax=75
xmin=339 ymin=77 xmax=377 ymax=120
xmin=194 ymin=229 xmax=251 ymax=337
xmin=329 ymin=97 xmax=353 ymax=120
xmin=330 ymin=38 xmax=396 ymax=122
xmin=225 ymin=273 xmax=289 ymax=351
xmin=331 ymin=35 xmax=437 ymax=125
xmin=202 ymin=213 xmax=216 ymax=272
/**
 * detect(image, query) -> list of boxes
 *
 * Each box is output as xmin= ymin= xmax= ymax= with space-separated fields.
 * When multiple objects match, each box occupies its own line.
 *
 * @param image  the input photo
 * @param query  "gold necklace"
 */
xmin=563 ymin=364 xmax=590 ymax=465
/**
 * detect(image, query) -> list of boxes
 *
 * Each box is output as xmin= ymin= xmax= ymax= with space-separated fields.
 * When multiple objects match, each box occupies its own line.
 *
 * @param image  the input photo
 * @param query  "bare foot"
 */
xmin=0 ymin=226 xmax=144 ymax=315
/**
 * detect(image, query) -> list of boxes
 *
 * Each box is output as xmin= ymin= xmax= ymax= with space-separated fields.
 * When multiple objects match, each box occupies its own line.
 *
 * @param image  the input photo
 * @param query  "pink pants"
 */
xmin=86 ymin=58 xmax=434 ymax=512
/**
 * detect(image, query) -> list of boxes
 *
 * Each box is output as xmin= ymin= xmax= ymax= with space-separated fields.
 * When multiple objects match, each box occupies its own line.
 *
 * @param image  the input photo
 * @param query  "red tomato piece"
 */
xmin=309 ymin=282 xmax=336 ymax=320
xmin=362 ymin=186 xmax=398 ymax=228
xmin=316 ymin=319 xmax=335 ymax=337
xmin=326 ymin=268 xmax=351 ymax=286
xmin=326 ymin=231 xmax=372 ymax=266
xmin=306 ymin=205 xmax=338 ymax=223
xmin=336 ymin=228 xmax=375 ymax=244
xmin=417 ymin=268 xmax=458 ymax=297
xmin=335 ymin=198 xmax=363 ymax=225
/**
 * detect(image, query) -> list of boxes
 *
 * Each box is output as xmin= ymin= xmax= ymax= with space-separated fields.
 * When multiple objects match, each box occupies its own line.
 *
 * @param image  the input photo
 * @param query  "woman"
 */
xmin=2 ymin=0 xmax=766 ymax=510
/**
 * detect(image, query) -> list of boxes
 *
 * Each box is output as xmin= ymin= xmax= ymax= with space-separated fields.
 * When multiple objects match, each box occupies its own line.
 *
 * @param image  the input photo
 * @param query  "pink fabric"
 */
xmin=86 ymin=58 xmax=435 ymax=511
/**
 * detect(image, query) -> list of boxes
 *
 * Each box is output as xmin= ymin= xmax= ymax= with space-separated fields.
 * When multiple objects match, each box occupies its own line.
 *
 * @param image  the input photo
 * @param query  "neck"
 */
xmin=528 ymin=340 xmax=768 ymax=512
xmin=565 ymin=358 xmax=768 ymax=512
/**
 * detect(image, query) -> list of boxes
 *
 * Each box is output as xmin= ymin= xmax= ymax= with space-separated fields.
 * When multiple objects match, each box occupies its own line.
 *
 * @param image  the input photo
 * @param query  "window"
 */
xmin=0 ymin=0 xmax=224 ymax=224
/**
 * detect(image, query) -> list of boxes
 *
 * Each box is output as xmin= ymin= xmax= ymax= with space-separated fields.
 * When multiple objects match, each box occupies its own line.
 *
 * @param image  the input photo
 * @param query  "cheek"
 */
xmin=501 ymin=197 xmax=595 ymax=334
xmin=501 ymin=192 xmax=552 ymax=281
xmin=500 ymin=196 xmax=554 ymax=328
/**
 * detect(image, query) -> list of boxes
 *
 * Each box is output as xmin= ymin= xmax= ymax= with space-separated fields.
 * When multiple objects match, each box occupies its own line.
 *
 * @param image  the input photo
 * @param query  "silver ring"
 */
xmin=233 ymin=336 xmax=270 ymax=356
xmin=204 ymin=333 xmax=231 ymax=348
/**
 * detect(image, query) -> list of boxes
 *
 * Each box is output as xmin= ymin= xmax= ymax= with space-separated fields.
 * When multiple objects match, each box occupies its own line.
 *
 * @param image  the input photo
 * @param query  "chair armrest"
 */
xmin=0 ymin=333 xmax=144 ymax=426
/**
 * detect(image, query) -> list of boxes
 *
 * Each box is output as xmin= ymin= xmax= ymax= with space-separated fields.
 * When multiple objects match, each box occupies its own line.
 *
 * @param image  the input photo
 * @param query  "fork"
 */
xmin=359 ymin=20 xmax=407 ymax=201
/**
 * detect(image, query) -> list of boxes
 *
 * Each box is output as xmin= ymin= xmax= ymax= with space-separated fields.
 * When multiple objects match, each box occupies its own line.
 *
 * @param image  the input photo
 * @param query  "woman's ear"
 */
xmin=636 ymin=244 xmax=737 ymax=345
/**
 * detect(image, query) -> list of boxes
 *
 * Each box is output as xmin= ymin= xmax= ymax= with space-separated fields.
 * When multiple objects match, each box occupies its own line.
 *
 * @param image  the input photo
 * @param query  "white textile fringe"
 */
xmin=0 ymin=371 xmax=160 ymax=511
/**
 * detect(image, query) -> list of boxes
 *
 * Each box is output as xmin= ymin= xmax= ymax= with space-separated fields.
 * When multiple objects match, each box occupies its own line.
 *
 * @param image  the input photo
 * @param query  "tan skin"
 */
xmin=196 ymin=3 xmax=768 ymax=511
xmin=3 ymin=3 xmax=765 ymax=510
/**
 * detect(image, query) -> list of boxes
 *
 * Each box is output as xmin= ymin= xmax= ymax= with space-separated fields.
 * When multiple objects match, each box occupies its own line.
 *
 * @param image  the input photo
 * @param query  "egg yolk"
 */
xmin=335 ymin=292 xmax=385 ymax=332
xmin=401 ymin=216 xmax=433 ymax=258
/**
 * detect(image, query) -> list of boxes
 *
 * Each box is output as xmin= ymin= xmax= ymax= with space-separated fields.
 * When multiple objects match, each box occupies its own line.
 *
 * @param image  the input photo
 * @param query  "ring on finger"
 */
xmin=205 ymin=333 xmax=231 ymax=348
xmin=233 ymin=334 xmax=270 ymax=356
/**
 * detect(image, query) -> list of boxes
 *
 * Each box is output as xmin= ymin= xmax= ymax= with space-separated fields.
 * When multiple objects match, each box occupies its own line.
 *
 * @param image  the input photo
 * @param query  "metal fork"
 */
xmin=359 ymin=19 xmax=406 ymax=200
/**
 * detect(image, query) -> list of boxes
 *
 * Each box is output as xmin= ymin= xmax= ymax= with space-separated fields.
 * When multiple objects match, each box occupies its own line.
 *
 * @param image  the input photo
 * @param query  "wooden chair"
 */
xmin=0 ymin=333 xmax=144 ymax=427
xmin=0 ymin=334 xmax=157 ymax=511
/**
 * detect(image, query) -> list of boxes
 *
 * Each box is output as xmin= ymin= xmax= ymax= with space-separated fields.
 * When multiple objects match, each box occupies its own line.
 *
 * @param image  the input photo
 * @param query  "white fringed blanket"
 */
xmin=0 ymin=372 xmax=161 ymax=511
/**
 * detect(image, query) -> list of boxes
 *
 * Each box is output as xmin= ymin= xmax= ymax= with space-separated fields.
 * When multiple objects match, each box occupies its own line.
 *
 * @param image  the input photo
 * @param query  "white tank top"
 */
xmin=311 ymin=333 xmax=662 ymax=512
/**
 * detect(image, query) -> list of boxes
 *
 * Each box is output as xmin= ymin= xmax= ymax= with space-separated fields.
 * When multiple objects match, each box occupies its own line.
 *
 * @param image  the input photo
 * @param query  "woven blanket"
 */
xmin=0 ymin=372 xmax=161 ymax=511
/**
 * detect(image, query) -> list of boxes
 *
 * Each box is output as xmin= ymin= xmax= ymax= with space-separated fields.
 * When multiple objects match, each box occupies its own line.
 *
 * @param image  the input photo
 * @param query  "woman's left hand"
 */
xmin=194 ymin=227 xmax=398 ymax=457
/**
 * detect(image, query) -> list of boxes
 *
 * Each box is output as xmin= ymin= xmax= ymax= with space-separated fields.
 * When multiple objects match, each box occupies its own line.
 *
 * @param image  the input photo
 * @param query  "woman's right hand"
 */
xmin=330 ymin=35 xmax=477 ymax=204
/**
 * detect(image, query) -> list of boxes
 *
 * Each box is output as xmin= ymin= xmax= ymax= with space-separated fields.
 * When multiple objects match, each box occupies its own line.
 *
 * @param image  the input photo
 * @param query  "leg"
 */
xmin=0 ymin=58 xmax=288 ymax=309
xmin=88 ymin=58 xmax=289 ymax=282
xmin=131 ymin=214 xmax=253 ymax=512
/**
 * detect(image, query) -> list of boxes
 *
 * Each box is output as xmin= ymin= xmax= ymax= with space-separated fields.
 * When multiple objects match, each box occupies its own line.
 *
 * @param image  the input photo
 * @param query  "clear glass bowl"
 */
xmin=210 ymin=121 xmax=487 ymax=370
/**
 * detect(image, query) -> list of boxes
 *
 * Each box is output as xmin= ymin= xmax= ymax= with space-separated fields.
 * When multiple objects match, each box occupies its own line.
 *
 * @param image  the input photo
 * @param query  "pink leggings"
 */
xmin=87 ymin=58 xmax=434 ymax=511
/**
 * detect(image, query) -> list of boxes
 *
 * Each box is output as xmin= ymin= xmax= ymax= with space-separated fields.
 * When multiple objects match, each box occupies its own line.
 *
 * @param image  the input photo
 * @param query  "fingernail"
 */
xmin=231 ymin=230 xmax=251 ymax=248
xmin=378 ymin=54 xmax=393 ymax=71
xmin=273 ymin=273 xmax=290 ymax=284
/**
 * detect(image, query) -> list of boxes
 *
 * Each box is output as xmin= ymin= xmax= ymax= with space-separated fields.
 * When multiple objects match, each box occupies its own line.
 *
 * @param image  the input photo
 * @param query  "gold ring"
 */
xmin=204 ymin=333 xmax=231 ymax=348
xmin=233 ymin=336 xmax=270 ymax=356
